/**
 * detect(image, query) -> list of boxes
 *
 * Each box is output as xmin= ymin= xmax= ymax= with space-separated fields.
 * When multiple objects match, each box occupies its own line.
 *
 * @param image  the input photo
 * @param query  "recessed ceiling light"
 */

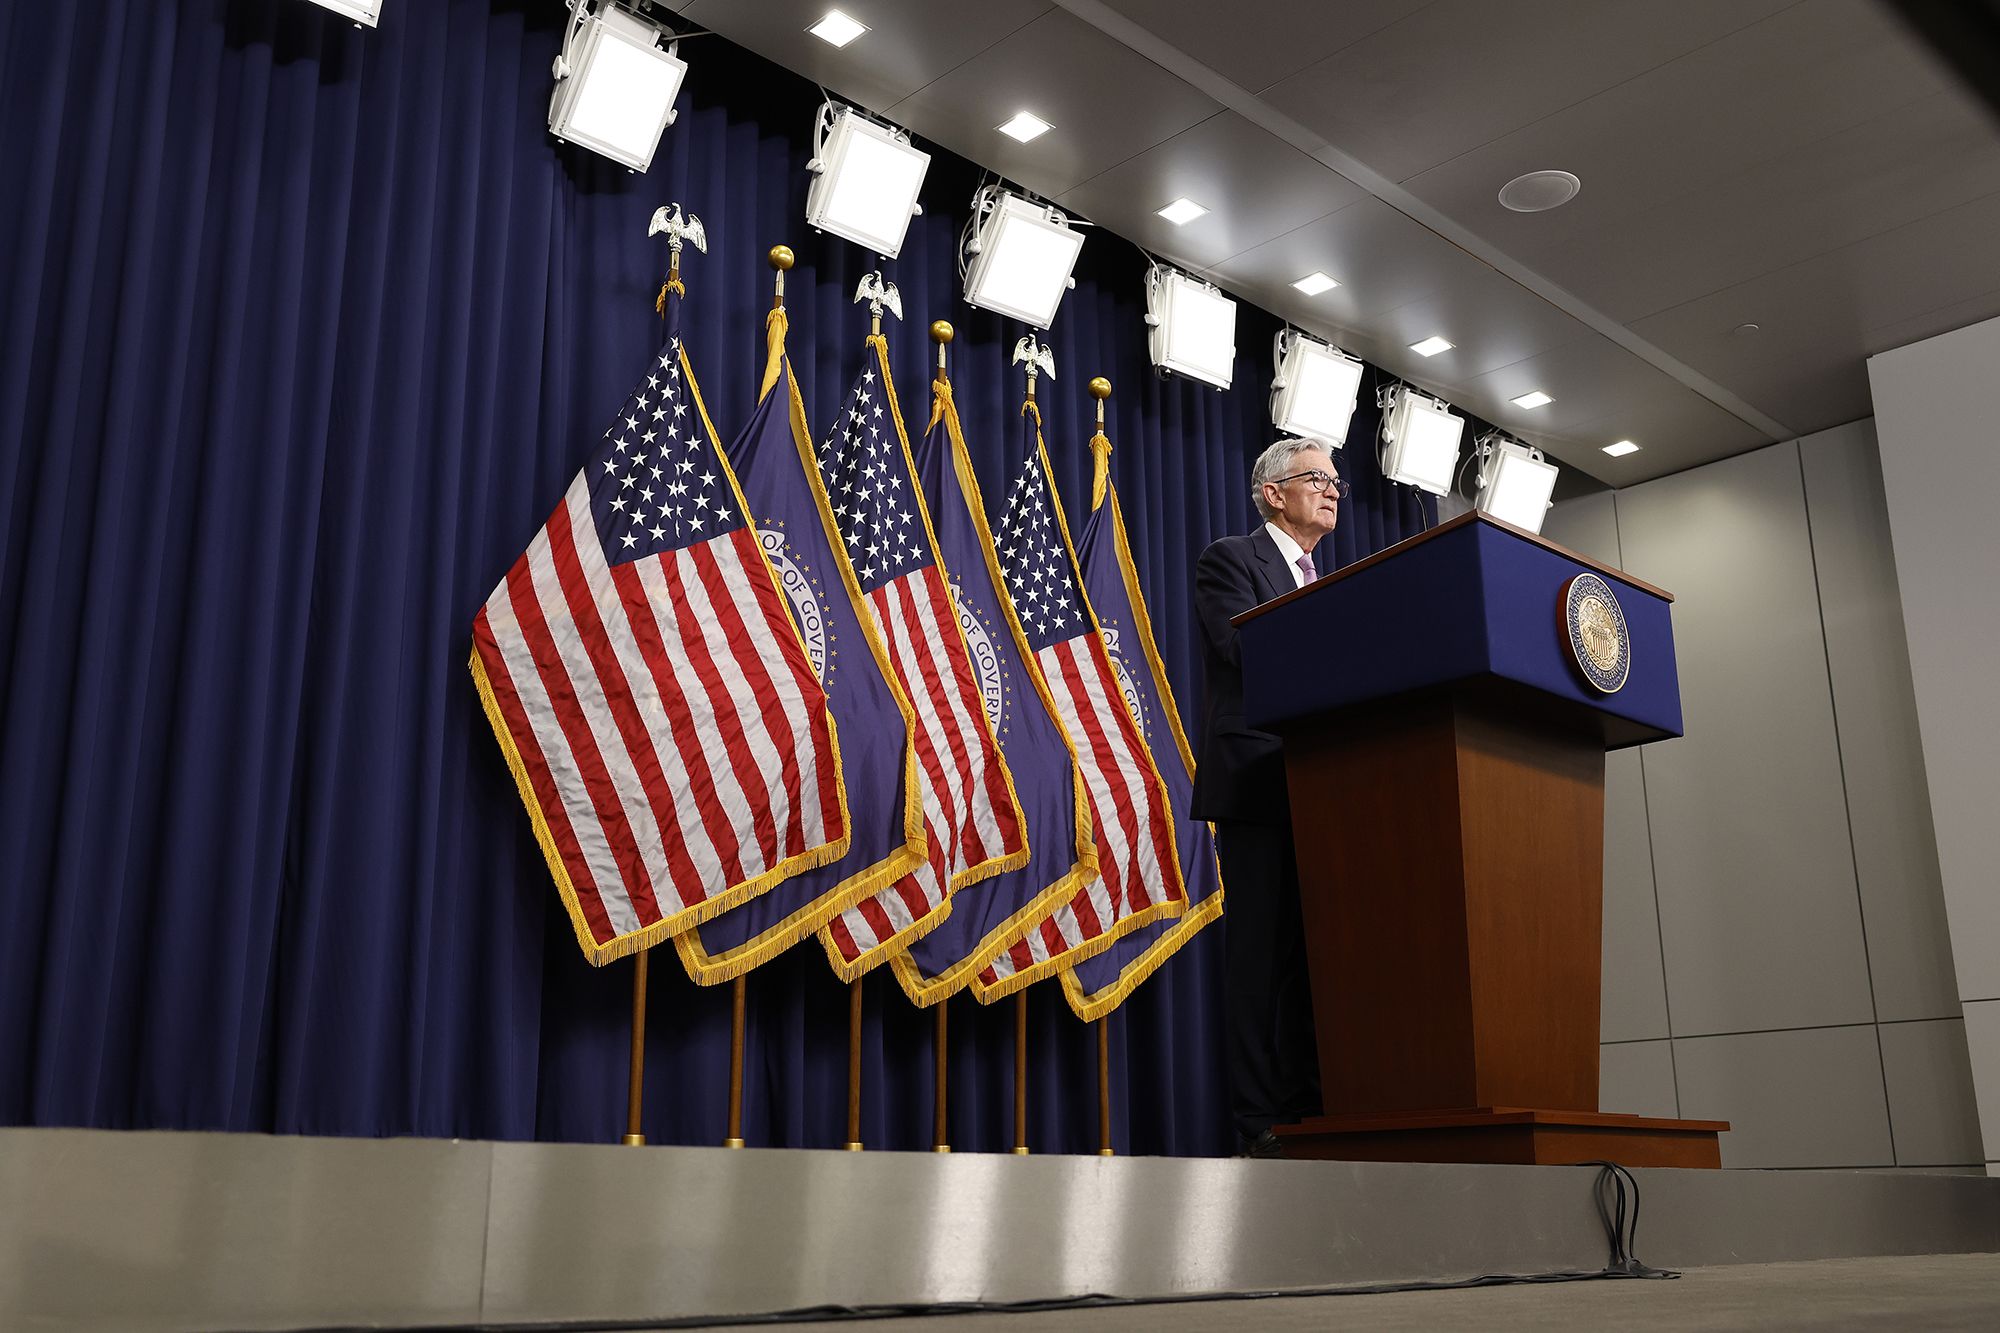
xmin=1156 ymin=196 xmax=1208 ymax=225
xmin=1511 ymin=390 xmax=1553 ymax=409
xmin=807 ymin=10 xmax=868 ymax=47
xmin=1410 ymin=335 xmax=1453 ymax=357
xmin=1291 ymin=271 xmax=1340 ymax=296
xmin=1498 ymin=169 xmax=1581 ymax=213
xmin=997 ymin=111 xmax=1052 ymax=143
xmin=1602 ymin=440 xmax=1641 ymax=457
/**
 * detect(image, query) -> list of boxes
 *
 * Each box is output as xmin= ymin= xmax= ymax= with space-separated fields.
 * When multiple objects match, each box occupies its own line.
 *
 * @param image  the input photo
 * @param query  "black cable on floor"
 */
xmin=287 ymin=1162 xmax=1679 ymax=1332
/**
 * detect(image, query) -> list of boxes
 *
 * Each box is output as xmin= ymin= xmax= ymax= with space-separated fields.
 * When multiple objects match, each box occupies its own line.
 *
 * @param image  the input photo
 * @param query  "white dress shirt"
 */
xmin=1263 ymin=522 xmax=1318 ymax=590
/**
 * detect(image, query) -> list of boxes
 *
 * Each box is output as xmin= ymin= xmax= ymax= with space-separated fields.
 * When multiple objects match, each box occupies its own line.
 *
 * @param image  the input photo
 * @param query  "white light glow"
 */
xmin=1156 ymin=197 xmax=1209 ymax=225
xmin=549 ymin=6 xmax=687 ymax=173
xmin=963 ymin=193 xmax=1085 ymax=329
xmin=1511 ymin=390 xmax=1554 ymax=409
xmin=808 ymin=10 xmax=868 ymax=46
xmin=1381 ymin=388 xmax=1465 ymax=495
xmin=1291 ymin=271 xmax=1340 ymax=296
xmin=1149 ymin=268 xmax=1237 ymax=389
xmin=305 ymin=0 xmax=382 ymax=25
xmin=997 ymin=111 xmax=1053 ymax=143
xmin=1475 ymin=439 xmax=1560 ymax=532
xmin=806 ymin=109 xmax=930 ymax=258
xmin=1602 ymin=439 xmax=1641 ymax=457
xmin=1271 ymin=335 xmax=1364 ymax=445
xmin=1410 ymin=335 xmax=1454 ymax=357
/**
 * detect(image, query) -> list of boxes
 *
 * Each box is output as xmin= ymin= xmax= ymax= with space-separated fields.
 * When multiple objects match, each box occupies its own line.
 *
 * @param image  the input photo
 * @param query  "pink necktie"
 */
xmin=1295 ymin=552 xmax=1317 ymax=586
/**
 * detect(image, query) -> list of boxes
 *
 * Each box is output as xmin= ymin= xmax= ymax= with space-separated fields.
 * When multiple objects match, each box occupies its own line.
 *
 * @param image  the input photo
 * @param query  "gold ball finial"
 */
xmin=1088 ymin=377 xmax=1112 ymax=401
xmin=930 ymin=320 xmax=954 ymax=345
xmin=768 ymin=245 xmax=795 ymax=271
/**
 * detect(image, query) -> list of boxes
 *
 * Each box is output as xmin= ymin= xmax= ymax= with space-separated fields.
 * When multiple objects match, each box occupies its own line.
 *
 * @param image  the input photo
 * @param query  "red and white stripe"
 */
xmin=473 ymin=474 xmax=841 ymax=950
xmin=824 ymin=565 xmax=1024 ymax=964
xmin=977 ymin=631 xmax=1181 ymax=985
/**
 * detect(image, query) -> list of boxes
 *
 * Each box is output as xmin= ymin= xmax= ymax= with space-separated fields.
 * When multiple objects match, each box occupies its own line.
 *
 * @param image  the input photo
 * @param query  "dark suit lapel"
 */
xmin=1249 ymin=527 xmax=1291 ymax=603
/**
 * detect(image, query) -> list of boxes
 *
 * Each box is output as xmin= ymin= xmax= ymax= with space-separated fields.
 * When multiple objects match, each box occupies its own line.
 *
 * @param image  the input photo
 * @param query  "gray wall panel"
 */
xmin=1616 ymin=443 xmax=1875 ymax=1036
xmin=1879 ymin=1018 xmax=1985 ymax=1166
xmin=1543 ymin=494 xmax=1670 ymax=1042
xmin=1869 ymin=316 xmax=2000 ymax=1005
xmin=1600 ymin=1039 xmax=1679 ymax=1120
xmin=1676 ymin=1026 xmax=1894 ymax=1169
xmin=1965 ymin=1000 xmax=2000 ymax=1162
xmin=1799 ymin=420 xmax=1959 ymax=1021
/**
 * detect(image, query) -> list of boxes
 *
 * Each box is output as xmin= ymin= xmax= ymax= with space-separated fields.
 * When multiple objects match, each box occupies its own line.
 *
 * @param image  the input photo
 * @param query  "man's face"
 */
xmin=1263 ymin=447 xmax=1341 ymax=541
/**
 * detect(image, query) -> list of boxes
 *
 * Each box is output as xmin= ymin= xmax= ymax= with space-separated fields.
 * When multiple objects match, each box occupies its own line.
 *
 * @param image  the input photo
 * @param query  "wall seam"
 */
xmin=1796 ymin=439 xmax=1900 ymax=1165
xmin=1612 ymin=491 xmax=1682 ymax=1119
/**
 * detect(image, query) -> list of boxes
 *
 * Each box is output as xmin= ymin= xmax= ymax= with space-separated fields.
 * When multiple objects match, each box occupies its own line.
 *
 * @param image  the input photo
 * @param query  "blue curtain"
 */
xmin=0 ymin=0 xmax=1440 ymax=1154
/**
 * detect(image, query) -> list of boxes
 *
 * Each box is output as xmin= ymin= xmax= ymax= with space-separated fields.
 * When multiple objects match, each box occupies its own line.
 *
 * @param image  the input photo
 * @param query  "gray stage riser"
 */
xmin=2 ymin=1129 xmax=1995 ymax=1331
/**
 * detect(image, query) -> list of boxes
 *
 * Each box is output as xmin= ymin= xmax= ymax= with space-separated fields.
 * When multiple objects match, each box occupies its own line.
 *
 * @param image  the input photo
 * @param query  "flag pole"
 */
xmin=929 ymin=317 xmax=958 ymax=1160
xmin=1097 ymin=1016 xmax=1114 ymax=1157
xmin=932 ymin=1000 xmax=951 ymax=1153
xmin=724 ymin=974 xmax=746 ymax=1148
xmin=845 ymin=977 xmax=865 ymax=1151
xmin=623 ymin=949 xmax=649 ymax=1145
xmin=1013 ymin=991 xmax=1030 ymax=1154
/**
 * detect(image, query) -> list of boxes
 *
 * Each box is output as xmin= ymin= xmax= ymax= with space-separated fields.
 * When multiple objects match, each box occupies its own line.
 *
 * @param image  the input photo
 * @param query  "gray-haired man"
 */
xmin=1190 ymin=438 xmax=1348 ymax=1157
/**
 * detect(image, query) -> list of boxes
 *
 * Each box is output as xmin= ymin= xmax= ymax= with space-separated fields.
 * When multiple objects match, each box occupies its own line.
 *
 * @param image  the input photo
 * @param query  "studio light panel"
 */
xmin=807 ymin=110 xmax=929 ymax=259
xmin=1381 ymin=389 xmax=1465 ymax=495
xmin=1475 ymin=440 xmax=1560 ymax=532
xmin=306 ymin=0 xmax=382 ymax=25
xmin=1271 ymin=336 xmax=1364 ymax=446
xmin=963 ymin=193 xmax=1084 ymax=329
xmin=1148 ymin=268 xmax=1237 ymax=390
xmin=549 ymin=5 xmax=688 ymax=173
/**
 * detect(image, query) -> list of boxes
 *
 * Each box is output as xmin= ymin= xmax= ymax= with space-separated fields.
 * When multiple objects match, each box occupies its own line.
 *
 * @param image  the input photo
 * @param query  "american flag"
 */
xmin=818 ymin=339 xmax=1025 ymax=976
xmin=974 ymin=405 xmax=1185 ymax=994
xmin=1061 ymin=430 xmax=1224 ymax=1020
xmin=469 ymin=296 xmax=846 ymax=965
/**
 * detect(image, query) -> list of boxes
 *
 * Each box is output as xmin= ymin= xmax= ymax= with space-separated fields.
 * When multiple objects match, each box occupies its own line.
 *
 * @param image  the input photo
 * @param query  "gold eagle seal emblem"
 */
xmin=1561 ymin=572 xmax=1631 ymax=694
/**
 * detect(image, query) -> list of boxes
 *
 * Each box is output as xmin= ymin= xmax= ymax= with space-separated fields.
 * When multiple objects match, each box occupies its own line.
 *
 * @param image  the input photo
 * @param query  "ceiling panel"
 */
xmin=1631 ymin=190 xmax=2000 ymax=434
xmin=1397 ymin=1 xmax=1956 ymax=304
xmin=885 ymin=9 xmax=1221 ymax=199
xmin=1351 ymin=265 xmax=1590 ymax=382
xmin=1092 ymin=0 xmax=1433 ymax=94
xmin=1549 ymin=383 xmax=1774 ymax=484
xmin=1056 ymin=112 xmax=1365 ymax=272
xmin=1210 ymin=197 xmax=1500 ymax=323
xmin=682 ymin=0 xmax=1054 ymax=115
xmin=1257 ymin=0 xmax=1797 ymax=183
xmin=1451 ymin=333 xmax=1704 ymax=440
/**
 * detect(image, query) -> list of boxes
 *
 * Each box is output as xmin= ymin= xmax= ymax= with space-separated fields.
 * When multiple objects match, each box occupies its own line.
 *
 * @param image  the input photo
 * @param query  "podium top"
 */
xmin=1234 ymin=512 xmax=1669 ymax=628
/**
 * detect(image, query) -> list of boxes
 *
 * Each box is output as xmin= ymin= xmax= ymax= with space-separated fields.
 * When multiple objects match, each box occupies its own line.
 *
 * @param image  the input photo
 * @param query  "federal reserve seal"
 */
xmin=949 ymin=577 xmax=1006 ymax=730
xmin=1100 ymin=624 xmax=1149 ymax=739
xmin=758 ymin=526 xmax=831 ymax=684
xmin=1561 ymin=571 xmax=1630 ymax=694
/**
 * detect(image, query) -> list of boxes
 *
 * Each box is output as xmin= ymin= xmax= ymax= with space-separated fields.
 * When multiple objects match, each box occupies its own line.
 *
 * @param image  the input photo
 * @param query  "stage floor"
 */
xmin=812 ymin=1254 xmax=2000 ymax=1332
xmin=3 ymin=1129 xmax=1996 ymax=1331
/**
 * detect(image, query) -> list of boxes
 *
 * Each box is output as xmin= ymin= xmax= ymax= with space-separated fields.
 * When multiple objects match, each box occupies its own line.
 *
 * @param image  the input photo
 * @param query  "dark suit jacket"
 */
xmin=1190 ymin=528 xmax=1299 ymax=825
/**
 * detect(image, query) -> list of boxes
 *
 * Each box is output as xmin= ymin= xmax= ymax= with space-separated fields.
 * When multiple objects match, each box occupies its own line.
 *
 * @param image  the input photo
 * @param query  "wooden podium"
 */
xmin=1233 ymin=513 xmax=1725 ymax=1167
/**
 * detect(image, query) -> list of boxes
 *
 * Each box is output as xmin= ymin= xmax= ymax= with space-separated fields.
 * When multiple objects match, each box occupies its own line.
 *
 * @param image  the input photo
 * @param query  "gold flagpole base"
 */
xmin=844 ymin=1141 xmax=864 ymax=1152
xmin=932 ymin=1145 xmax=951 ymax=1154
xmin=1011 ymin=1146 xmax=1030 ymax=1156
xmin=723 ymin=1137 xmax=745 ymax=1149
xmin=1098 ymin=1148 xmax=1115 ymax=1157
xmin=621 ymin=1133 xmax=646 ymax=1147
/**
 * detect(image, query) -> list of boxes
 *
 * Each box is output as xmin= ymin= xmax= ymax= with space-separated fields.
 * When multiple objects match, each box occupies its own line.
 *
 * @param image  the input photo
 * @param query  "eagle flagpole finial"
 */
xmin=648 ymin=203 xmax=707 ymax=301
xmin=853 ymin=272 xmax=903 ymax=337
xmin=1011 ymin=336 xmax=1055 ymax=403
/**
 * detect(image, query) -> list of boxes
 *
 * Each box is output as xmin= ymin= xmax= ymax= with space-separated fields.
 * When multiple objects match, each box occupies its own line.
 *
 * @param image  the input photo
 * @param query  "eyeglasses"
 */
xmin=1272 ymin=469 xmax=1350 ymax=498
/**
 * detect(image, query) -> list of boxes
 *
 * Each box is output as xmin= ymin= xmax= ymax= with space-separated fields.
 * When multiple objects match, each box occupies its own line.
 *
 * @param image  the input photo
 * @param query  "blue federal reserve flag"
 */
xmin=673 ymin=309 xmax=928 ymax=983
xmin=887 ymin=376 xmax=1096 ymax=1006
xmin=1060 ymin=424 xmax=1224 ymax=1020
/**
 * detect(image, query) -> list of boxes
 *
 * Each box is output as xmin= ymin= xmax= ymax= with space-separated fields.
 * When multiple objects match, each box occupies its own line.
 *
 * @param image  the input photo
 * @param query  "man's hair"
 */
xmin=1250 ymin=437 xmax=1330 ymax=520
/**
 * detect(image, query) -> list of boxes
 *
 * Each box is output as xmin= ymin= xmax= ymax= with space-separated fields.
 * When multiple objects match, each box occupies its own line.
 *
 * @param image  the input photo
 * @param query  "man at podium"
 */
xmin=1191 ymin=437 xmax=1347 ymax=1157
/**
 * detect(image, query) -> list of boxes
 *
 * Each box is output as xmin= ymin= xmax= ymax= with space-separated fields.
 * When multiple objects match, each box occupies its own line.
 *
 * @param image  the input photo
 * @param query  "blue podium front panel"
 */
xmin=1238 ymin=517 xmax=1681 ymax=748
